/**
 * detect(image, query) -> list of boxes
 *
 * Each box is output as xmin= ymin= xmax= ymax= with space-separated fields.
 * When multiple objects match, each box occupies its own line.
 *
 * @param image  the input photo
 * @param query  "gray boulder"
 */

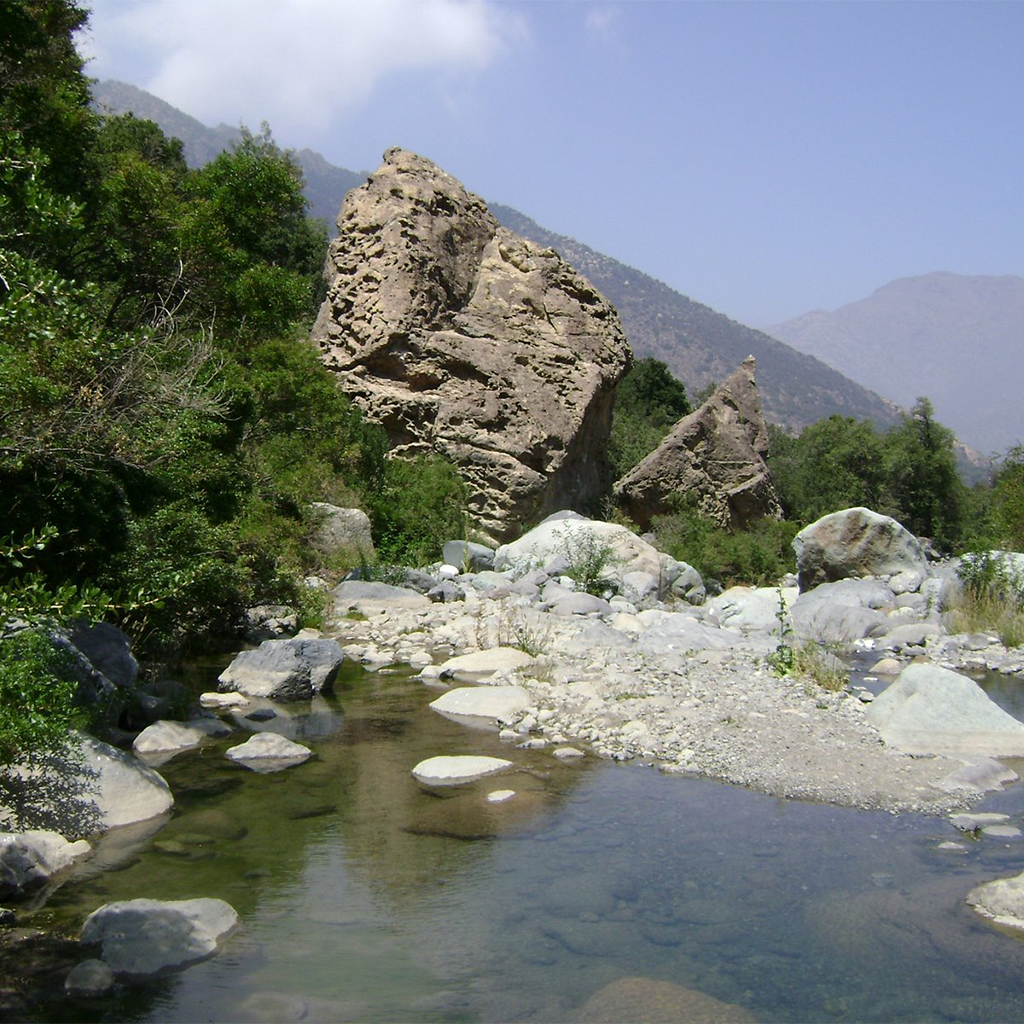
xmin=225 ymin=732 xmax=312 ymax=771
xmin=332 ymin=580 xmax=432 ymax=616
xmin=865 ymin=663 xmax=1024 ymax=756
xmin=64 ymin=959 xmax=115 ymax=997
xmin=81 ymin=897 xmax=239 ymax=976
xmin=442 ymin=540 xmax=495 ymax=572
xmin=793 ymin=507 xmax=928 ymax=591
xmin=243 ymin=605 xmax=298 ymax=642
xmin=217 ymin=638 xmax=346 ymax=702
xmin=309 ymin=503 xmax=375 ymax=560
xmin=68 ymin=622 xmax=138 ymax=692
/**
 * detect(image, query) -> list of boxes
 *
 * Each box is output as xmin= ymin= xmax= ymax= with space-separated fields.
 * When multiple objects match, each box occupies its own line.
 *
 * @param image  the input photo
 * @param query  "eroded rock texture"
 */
xmin=614 ymin=356 xmax=782 ymax=530
xmin=311 ymin=148 xmax=631 ymax=540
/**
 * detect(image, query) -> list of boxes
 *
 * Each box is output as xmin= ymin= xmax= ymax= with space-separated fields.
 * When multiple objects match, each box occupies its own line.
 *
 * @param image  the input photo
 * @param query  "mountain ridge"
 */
xmin=90 ymin=78 xmax=903 ymax=437
xmin=769 ymin=270 xmax=1024 ymax=453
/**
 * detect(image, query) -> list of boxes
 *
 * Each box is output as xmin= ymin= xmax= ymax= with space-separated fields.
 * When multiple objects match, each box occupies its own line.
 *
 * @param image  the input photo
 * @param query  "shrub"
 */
xmin=556 ymin=524 xmax=620 ymax=596
xmin=946 ymin=552 xmax=1024 ymax=648
xmin=0 ymin=628 xmax=80 ymax=765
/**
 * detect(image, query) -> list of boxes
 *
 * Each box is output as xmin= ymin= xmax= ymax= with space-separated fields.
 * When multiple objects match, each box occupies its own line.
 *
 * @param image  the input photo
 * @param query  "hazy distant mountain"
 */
xmin=489 ymin=205 xmax=899 ymax=434
xmin=768 ymin=272 xmax=1024 ymax=454
xmin=89 ymin=78 xmax=900 ymax=435
xmin=90 ymin=80 xmax=366 ymax=226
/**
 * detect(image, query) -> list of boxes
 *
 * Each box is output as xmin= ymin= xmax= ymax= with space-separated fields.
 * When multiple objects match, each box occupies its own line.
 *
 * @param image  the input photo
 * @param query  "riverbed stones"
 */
xmin=429 ymin=686 xmax=531 ymax=724
xmin=311 ymin=148 xmax=631 ymax=540
xmin=81 ymin=897 xmax=239 ymax=976
xmin=0 ymin=831 xmax=90 ymax=900
xmin=615 ymin=357 xmax=782 ymax=532
xmin=411 ymin=755 xmax=512 ymax=787
xmin=794 ymin=507 xmax=929 ymax=591
xmin=225 ymin=733 xmax=312 ymax=771
xmin=217 ymin=638 xmax=346 ymax=702
xmin=866 ymin=663 xmax=1024 ymax=757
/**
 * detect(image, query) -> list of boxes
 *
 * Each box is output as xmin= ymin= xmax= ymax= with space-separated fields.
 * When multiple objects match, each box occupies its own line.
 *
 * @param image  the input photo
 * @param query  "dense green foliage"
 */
xmin=652 ymin=495 xmax=800 ymax=587
xmin=768 ymin=399 xmax=979 ymax=552
xmin=991 ymin=446 xmax=1024 ymax=552
xmin=608 ymin=358 xmax=691 ymax=479
xmin=0 ymin=0 xmax=467 ymax=675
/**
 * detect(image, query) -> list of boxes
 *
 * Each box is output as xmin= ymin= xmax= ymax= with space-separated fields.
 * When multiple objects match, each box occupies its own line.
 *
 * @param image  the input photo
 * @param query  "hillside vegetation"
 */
xmin=0 ymin=1 xmax=462 ymax=654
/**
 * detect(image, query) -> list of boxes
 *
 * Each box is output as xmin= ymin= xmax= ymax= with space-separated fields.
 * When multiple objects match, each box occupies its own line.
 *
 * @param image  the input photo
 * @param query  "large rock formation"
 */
xmin=614 ymin=356 xmax=782 ymax=531
xmin=311 ymin=148 xmax=631 ymax=540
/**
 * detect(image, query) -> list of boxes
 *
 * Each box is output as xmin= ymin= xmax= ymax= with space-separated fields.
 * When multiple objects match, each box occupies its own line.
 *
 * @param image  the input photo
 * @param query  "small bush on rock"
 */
xmin=556 ymin=525 xmax=620 ymax=596
xmin=947 ymin=552 xmax=1024 ymax=648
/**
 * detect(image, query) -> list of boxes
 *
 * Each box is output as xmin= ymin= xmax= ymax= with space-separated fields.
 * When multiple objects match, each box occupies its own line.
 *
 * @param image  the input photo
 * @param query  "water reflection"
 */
xmin=23 ymin=661 xmax=1024 ymax=1022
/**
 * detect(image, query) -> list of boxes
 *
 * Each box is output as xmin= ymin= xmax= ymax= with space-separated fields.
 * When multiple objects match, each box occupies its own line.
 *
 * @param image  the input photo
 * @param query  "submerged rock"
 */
xmin=81 ymin=897 xmax=239 ymax=976
xmin=311 ymin=147 xmax=631 ymax=539
xmin=572 ymin=975 xmax=756 ymax=1023
xmin=225 ymin=733 xmax=312 ymax=771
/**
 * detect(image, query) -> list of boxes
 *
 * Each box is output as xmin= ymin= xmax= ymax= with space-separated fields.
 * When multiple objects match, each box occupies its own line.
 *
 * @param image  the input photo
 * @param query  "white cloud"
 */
xmin=80 ymin=0 xmax=521 ymax=140
xmin=584 ymin=4 xmax=620 ymax=39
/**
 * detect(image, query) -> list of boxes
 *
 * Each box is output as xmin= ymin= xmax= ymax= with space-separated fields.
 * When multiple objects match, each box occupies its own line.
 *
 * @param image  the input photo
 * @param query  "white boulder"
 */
xmin=81 ymin=897 xmax=239 ymax=976
xmin=866 ymin=663 xmax=1024 ymax=757
xmin=412 ymin=755 xmax=513 ymax=787
xmin=225 ymin=733 xmax=311 ymax=770
xmin=429 ymin=686 xmax=531 ymax=724
xmin=0 ymin=830 xmax=90 ymax=900
xmin=438 ymin=648 xmax=534 ymax=682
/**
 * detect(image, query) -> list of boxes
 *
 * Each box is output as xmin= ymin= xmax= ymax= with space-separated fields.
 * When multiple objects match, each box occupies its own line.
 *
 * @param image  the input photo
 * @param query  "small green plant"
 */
xmin=557 ymin=524 xmax=620 ymax=596
xmin=793 ymin=642 xmax=849 ymax=692
xmin=765 ymin=587 xmax=796 ymax=676
xmin=496 ymin=602 xmax=551 ymax=658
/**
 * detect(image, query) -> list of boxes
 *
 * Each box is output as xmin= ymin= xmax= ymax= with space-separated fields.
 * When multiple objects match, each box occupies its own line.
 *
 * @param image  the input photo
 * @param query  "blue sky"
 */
xmin=78 ymin=0 xmax=1024 ymax=326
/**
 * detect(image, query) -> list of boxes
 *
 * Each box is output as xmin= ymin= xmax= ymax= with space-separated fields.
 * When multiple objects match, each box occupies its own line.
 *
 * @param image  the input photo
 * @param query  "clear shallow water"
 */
xmin=28 ymin=663 xmax=1024 ymax=1023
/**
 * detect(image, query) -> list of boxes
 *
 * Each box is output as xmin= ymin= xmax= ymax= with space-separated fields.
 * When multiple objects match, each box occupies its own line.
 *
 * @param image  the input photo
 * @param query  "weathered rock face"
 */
xmin=311 ymin=148 xmax=632 ymax=540
xmin=614 ymin=356 xmax=782 ymax=531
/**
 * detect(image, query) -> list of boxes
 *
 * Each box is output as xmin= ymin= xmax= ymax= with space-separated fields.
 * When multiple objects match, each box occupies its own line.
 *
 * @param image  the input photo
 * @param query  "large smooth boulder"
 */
xmin=0 ymin=733 xmax=173 ymax=837
xmin=311 ymin=148 xmax=631 ymax=540
xmin=614 ymin=356 xmax=782 ymax=531
xmin=429 ymin=686 xmax=531 ymax=725
xmin=81 ymin=897 xmax=239 ymax=976
xmin=67 ymin=622 xmax=138 ymax=692
xmin=495 ymin=516 xmax=661 ymax=589
xmin=437 ymin=648 xmax=535 ymax=682
xmin=0 ymin=830 xmax=90 ymax=901
xmin=706 ymin=586 xmax=797 ymax=632
xmin=793 ymin=507 xmax=928 ymax=591
xmin=309 ymin=504 xmax=375 ymax=560
xmin=866 ymin=663 xmax=1024 ymax=756
xmin=217 ymin=638 xmax=346 ymax=702
xmin=443 ymin=540 xmax=495 ymax=572
xmin=132 ymin=719 xmax=229 ymax=758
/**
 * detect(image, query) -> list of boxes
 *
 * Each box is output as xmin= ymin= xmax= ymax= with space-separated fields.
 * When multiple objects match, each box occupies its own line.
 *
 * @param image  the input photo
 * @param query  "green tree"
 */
xmin=992 ymin=445 xmax=1024 ymax=551
xmin=609 ymin=357 xmax=691 ymax=479
xmin=883 ymin=397 xmax=966 ymax=550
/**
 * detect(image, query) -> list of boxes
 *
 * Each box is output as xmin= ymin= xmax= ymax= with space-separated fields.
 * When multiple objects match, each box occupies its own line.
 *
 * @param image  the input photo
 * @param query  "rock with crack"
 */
xmin=614 ymin=356 xmax=782 ymax=531
xmin=311 ymin=147 xmax=631 ymax=540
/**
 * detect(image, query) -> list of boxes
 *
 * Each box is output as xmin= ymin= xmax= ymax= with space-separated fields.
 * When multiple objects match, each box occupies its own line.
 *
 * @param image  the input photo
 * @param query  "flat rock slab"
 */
xmin=412 ymin=755 xmax=513 ymax=787
xmin=200 ymin=691 xmax=250 ymax=709
xmin=866 ymin=663 xmax=1024 ymax=757
xmin=968 ymin=871 xmax=1024 ymax=935
xmin=226 ymin=733 xmax=312 ymax=772
xmin=951 ymin=812 xmax=1011 ymax=832
xmin=133 ymin=719 xmax=229 ymax=757
xmin=217 ymin=638 xmax=346 ymax=702
xmin=81 ymin=897 xmax=239 ymax=976
xmin=331 ymin=581 xmax=431 ymax=615
xmin=429 ymin=686 xmax=530 ymax=724
xmin=438 ymin=648 xmax=535 ymax=681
